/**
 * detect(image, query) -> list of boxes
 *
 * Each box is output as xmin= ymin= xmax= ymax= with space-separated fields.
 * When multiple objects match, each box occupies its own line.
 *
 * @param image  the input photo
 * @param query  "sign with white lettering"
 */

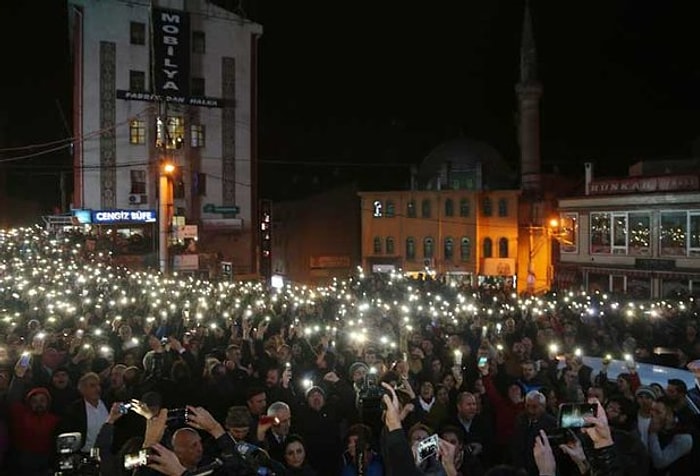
xmin=152 ymin=8 xmax=190 ymax=96
xmin=116 ymin=90 xmax=229 ymax=108
xmin=91 ymin=209 xmax=157 ymax=224
xmin=589 ymin=175 xmax=700 ymax=195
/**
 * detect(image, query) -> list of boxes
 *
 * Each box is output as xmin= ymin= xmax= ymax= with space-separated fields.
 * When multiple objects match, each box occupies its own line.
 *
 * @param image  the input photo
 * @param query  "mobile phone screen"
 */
xmin=123 ymin=449 xmax=149 ymax=469
xmin=559 ymin=403 xmax=597 ymax=428
xmin=19 ymin=354 xmax=30 ymax=368
xmin=416 ymin=434 xmax=439 ymax=464
xmin=478 ymin=356 xmax=488 ymax=367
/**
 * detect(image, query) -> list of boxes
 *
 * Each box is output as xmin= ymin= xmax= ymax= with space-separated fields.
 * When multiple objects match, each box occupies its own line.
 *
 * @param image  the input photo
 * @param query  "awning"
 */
xmin=581 ymin=266 xmax=700 ymax=280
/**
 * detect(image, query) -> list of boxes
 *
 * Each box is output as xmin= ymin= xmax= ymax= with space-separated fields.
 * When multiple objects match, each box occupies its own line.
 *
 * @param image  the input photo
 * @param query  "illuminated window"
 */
xmin=157 ymin=116 xmax=185 ymax=150
xmin=483 ymin=238 xmax=493 ymax=258
xmin=444 ymin=237 xmax=454 ymax=261
xmin=421 ymin=199 xmax=431 ymax=218
xmin=129 ymin=120 xmax=145 ymax=144
xmin=460 ymin=237 xmax=471 ymax=261
xmin=459 ymin=198 xmax=470 ymax=217
xmin=407 ymin=200 xmax=416 ymax=218
xmin=482 ymin=197 xmax=492 ymax=217
xmin=498 ymin=198 xmax=508 ymax=217
xmin=660 ymin=211 xmax=687 ymax=256
xmin=385 ymin=200 xmax=395 ymax=217
xmin=590 ymin=213 xmax=611 ymax=254
xmin=130 ymin=169 xmax=146 ymax=194
xmin=498 ymin=237 xmax=508 ymax=258
xmin=690 ymin=213 xmax=700 ymax=256
xmin=191 ymin=124 xmax=205 ymax=148
xmin=628 ymin=213 xmax=650 ymax=256
xmin=386 ymin=237 xmax=395 ymax=254
xmin=444 ymin=199 xmax=454 ymax=217
xmin=373 ymin=237 xmax=382 ymax=254
xmin=423 ymin=237 xmax=434 ymax=259
xmin=406 ymin=237 xmax=416 ymax=260
xmin=559 ymin=213 xmax=579 ymax=254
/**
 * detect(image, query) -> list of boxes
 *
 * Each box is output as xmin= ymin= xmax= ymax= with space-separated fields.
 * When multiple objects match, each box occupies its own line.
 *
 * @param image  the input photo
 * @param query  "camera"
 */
xmin=118 ymin=402 xmax=132 ymax=415
xmin=54 ymin=432 xmax=100 ymax=475
xmin=124 ymin=448 xmax=151 ymax=470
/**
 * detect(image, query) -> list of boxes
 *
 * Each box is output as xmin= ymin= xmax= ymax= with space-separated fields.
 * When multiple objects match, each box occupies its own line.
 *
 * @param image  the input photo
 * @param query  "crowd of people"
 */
xmin=1 ymin=226 xmax=700 ymax=475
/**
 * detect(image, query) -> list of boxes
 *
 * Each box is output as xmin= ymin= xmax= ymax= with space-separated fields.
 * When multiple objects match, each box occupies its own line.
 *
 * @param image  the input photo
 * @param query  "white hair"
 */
xmin=525 ymin=390 xmax=546 ymax=405
xmin=267 ymin=401 xmax=290 ymax=416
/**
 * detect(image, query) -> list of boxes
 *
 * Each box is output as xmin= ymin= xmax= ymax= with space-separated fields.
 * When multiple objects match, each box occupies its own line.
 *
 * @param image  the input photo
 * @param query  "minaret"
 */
xmin=516 ymin=0 xmax=543 ymax=194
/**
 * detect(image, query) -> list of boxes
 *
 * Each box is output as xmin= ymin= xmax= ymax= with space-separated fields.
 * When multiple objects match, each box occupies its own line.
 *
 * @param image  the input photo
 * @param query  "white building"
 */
xmin=68 ymin=0 xmax=262 ymax=274
xmin=557 ymin=162 xmax=700 ymax=298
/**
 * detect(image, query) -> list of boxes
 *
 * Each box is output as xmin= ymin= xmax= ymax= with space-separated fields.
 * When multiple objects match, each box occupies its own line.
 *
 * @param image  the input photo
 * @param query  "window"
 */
xmin=660 ymin=212 xmax=687 ymax=256
xmin=406 ymin=237 xmax=416 ymax=260
xmin=130 ymin=22 xmax=145 ymax=45
xmin=407 ymin=200 xmax=416 ymax=218
xmin=194 ymin=172 xmax=207 ymax=196
xmin=372 ymin=200 xmax=383 ymax=217
xmin=421 ymin=199 xmax=431 ymax=218
xmin=129 ymin=120 xmax=146 ymax=144
xmin=612 ymin=213 xmax=627 ymax=254
xmin=130 ymin=169 xmax=146 ymax=194
xmin=192 ymin=31 xmax=206 ymax=53
xmin=498 ymin=198 xmax=508 ymax=217
xmin=590 ymin=213 xmax=611 ymax=254
xmin=373 ymin=237 xmax=382 ymax=254
xmin=423 ymin=237 xmax=434 ymax=259
xmin=157 ymin=116 xmax=185 ymax=149
xmin=559 ymin=213 xmax=579 ymax=254
xmin=386 ymin=237 xmax=395 ymax=255
xmin=460 ymin=237 xmax=471 ymax=261
xmin=129 ymin=70 xmax=146 ymax=92
xmin=459 ymin=198 xmax=470 ymax=217
xmin=690 ymin=213 xmax=700 ymax=256
xmin=444 ymin=237 xmax=454 ymax=261
xmin=191 ymin=124 xmax=205 ymax=148
xmin=628 ymin=213 xmax=650 ymax=256
xmin=483 ymin=238 xmax=493 ymax=258
xmin=482 ymin=197 xmax=492 ymax=217
xmin=385 ymin=200 xmax=395 ymax=217
xmin=191 ymin=77 xmax=205 ymax=97
xmin=498 ymin=237 xmax=509 ymax=258
xmin=444 ymin=199 xmax=454 ymax=217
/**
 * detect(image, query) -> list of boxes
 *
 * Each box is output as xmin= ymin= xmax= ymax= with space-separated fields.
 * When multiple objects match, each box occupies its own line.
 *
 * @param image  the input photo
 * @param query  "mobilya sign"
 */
xmin=152 ymin=8 xmax=190 ymax=96
xmin=91 ymin=210 xmax=157 ymax=224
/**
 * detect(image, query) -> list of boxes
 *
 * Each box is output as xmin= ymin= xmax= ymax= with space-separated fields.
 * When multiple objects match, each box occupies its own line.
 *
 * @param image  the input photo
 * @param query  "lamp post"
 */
xmin=159 ymin=162 xmax=175 ymax=274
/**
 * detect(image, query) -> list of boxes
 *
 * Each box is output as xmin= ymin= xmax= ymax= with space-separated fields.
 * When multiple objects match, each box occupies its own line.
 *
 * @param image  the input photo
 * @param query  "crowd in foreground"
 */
xmin=1 ymin=226 xmax=700 ymax=475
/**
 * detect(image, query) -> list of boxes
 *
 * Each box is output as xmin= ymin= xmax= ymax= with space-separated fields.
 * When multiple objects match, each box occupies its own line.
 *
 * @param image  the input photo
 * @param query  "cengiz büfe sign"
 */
xmin=152 ymin=7 xmax=190 ymax=97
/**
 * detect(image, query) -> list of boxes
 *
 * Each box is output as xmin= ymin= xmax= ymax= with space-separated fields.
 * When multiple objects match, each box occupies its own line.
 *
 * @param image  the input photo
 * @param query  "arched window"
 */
xmin=498 ymin=198 xmax=508 ymax=217
xmin=483 ymin=237 xmax=493 ymax=258
xmin=444 ymin=199 xmax=454 ymax=217
xmin=373 ymin=237 xmax=382 ymax=254
xmin=482 ymin=197 xmax=492 ymax=217
xmin=499 ymin=237 xmax=508 ymax=258
xmin=423 ymin=237 xmax=434 ymax=258
xmin=406 ymin=237 xmax=416 ymax=260
xmin=460 ymin=237 xmax=471 ymax=261
xmin=386 ymin=237 xmax=395 ymax=255
xmin=385 ymin=200 xmax=395 ymax=217
xmin=421 ymin=199 xmax=431 ymax=218
xmin=459 ymin=198 xmax=470 ymax=217
xmin=444 ymin=237 xmax=454 ymax=261
xmin=407 ymin=200 xmax=416 ymax=218
xmin=372 ymin=200 xmax=383 ymax=217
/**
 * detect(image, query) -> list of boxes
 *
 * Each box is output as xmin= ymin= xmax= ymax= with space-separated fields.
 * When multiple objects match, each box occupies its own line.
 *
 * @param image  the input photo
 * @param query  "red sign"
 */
xmin=589 ymin=175 xmax=699 ymax=195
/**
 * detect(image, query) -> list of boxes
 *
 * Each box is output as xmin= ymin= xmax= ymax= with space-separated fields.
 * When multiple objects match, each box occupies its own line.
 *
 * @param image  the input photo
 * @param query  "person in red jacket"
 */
xmin=9 ymin=386 xmax=61 ymax=474
xmin=481 ymin=365 xmax=525 ymax=453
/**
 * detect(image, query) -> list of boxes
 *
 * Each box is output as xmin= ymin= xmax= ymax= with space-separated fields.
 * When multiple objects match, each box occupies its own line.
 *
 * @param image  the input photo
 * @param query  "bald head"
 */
xmin=171 ymin=428 xmax=203 ymax=469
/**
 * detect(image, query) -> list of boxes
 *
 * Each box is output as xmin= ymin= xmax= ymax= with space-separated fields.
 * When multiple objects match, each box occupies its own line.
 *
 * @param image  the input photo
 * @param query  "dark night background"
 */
xmin=1 ymin=1 xmax=700 ymax=210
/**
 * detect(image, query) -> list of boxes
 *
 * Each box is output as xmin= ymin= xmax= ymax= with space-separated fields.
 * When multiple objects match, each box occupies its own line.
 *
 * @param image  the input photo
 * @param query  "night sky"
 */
xmin=1 ymin=0 xmax=699 ymax=209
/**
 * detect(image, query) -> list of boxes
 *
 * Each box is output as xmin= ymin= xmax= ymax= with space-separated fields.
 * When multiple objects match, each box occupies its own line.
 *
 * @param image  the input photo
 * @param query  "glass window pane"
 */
xmin=499 ymin=238 xmax=508 ymax=258
xmin=482 ymin=198 xmax=492 ymax=217
xmin=459 ymin=199 xmax=470 ymax=217
xmin=660 ymin=212 xmax=687 ymax=256
xmin=483 ymin=238 xmax=492 ymax=258
xmin=386 ymin=237 xmax=395 ymax=254
xmin=613 ymin=215 xmax=627 ymax=248
xmin=460 ymin=237 xmax=471 ymax=261
xmin=628 ymin=213 xmax=650 ymax=256
xmin=444 ymin=199 xmax=454 ymax=217
xmin=373 ymin=237 xmax=382 ymax=254
xmin=498 ymin=198 xmax=507 ymax=217
xmin=560 ymin=214 xmax=578 ymax=253
xmin=690 ymin=214 xmax=700 ymax=254
xmin=422 ymin=199 xmax=431 ymax=218
xmin=407 ymin=201 xmax=416 ymax=218
xmin=406 ymin=238 xmax=415 ymax=260
xmin=424 ymin=237 xmax=434 ymax=258
xmin=444 ymin=238 xmax=454 ymax=260
xmin=590 ymin=213 xmax=611 ymax=253
xmin=385 ymin=201 xmax=395 ymax=217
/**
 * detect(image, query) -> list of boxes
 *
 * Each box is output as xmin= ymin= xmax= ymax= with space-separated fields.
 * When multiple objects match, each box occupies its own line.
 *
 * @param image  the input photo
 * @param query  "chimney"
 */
xmin=584 ymin=162 xmax=593 ymax=195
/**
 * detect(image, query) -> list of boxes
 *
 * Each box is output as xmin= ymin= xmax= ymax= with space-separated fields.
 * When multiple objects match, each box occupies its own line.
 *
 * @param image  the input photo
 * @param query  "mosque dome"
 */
xmin=418 ymin=137 xmax=517 ymax=190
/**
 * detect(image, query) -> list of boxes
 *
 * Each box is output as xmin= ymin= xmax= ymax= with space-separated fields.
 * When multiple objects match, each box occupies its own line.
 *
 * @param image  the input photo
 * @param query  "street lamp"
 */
xmin=159 ymin=161 xmax=175 ymax=274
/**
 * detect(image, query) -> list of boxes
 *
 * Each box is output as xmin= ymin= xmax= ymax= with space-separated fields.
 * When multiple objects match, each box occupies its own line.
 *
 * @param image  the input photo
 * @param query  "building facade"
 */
xmin=557 ymin=163 xmax=700 ymax=298
xmin=68 ymin=0 xmax=262 ymax=274
xmin=359 ymin=188 xmax=521 ymax=289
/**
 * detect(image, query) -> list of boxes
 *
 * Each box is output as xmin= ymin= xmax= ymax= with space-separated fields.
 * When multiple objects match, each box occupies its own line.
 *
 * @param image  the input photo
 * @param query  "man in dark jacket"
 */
xmin=509 ymin=390 xmax=556 ymax=475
